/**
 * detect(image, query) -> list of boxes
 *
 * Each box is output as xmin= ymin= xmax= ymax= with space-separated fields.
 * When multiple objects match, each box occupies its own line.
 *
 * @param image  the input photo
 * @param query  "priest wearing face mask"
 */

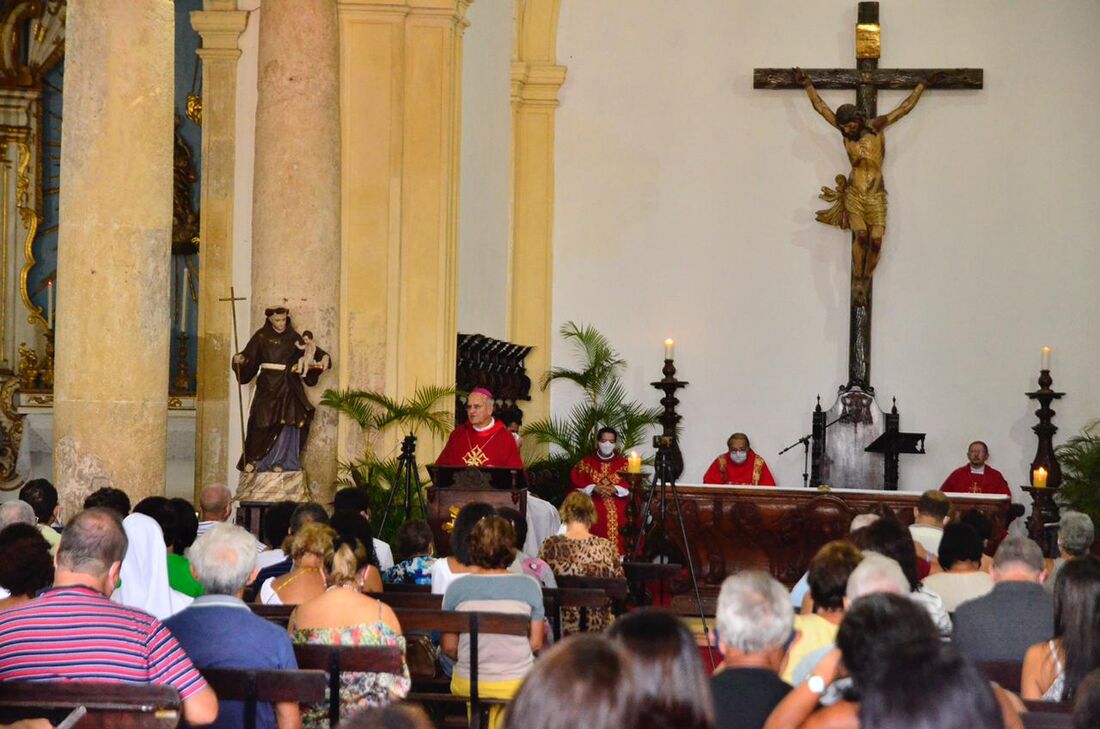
xmin=568 ymin=427 xmax=632 ymax=555
xmin=703 ymin=432 xmax=777 ymax=486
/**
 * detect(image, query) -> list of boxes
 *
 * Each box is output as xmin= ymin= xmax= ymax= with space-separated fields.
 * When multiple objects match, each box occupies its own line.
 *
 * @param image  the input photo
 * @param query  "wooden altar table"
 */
xmin=660 ymin=484 xmax=1015 ymax=589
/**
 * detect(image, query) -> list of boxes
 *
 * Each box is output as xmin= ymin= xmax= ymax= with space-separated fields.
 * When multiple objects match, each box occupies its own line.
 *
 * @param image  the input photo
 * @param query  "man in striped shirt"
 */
xmin=0 ymin=507 xmax=218 ymax=726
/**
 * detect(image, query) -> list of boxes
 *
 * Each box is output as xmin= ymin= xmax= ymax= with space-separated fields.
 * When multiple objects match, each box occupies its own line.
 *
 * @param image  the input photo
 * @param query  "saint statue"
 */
xmin=232 ymin=306 xmax=331 ymax=473
xmin=793 ymin=68 xmax=936 ymax=283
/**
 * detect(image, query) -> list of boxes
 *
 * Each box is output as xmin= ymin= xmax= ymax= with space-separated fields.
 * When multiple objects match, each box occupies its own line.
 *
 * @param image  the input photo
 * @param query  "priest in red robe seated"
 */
xmin=702 ymin=432 xmax=776 ymax=486
xmin=940 ymin=440 xmax=1010 ymax=496
xmin=568 ymin=427 xmax=632 ymax=555
xmin=435 ymin=388 xmax=524 ymax=469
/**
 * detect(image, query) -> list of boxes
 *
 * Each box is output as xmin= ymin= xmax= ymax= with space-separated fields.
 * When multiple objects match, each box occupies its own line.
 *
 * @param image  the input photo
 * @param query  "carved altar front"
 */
xmin=662 ymin=484 xmax=1015 ymax=589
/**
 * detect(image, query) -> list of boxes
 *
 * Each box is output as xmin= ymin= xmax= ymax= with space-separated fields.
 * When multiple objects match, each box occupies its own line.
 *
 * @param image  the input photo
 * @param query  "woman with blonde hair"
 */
xmin=539 ymin=491 xmax=623 ymax=633
xmin=290 ymin=534 xmax=410 ymax=728
xmin=259 ymin=521 xmax=333 ymax=606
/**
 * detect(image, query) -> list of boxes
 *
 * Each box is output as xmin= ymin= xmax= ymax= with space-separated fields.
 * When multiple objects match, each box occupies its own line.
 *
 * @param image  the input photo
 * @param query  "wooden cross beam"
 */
xmin=753 ymin=1 xmax=982 ymax=391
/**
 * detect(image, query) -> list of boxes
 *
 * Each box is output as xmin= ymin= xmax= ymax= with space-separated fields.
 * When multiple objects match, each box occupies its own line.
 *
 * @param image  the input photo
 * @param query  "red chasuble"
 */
xmin=569 ymin=453 xmax=631 ymax=555
xmin=939 ymin=465 xmax=1010 ymax=496
xmin=435 ymin=419 xmax=525 ymax=469
xmin=702 ymin=450 xmax=776 ymax=486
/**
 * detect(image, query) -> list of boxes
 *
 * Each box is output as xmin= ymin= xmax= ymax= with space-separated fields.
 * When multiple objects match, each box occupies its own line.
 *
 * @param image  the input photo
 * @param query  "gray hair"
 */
xmin=57 ymin=508 xmax=128 ymax=576
xmin=846 ymin=553 xmax=909 ymax=601
xmin=199 ymin=483 xmax=232 ymax=517
xmin=188 ymin=523 xmax=259 ymax=595
xmin=1058 ymin=511 xmax=1095 ymax=557
xmin=993 ymin=536 xmax=1045 ymax=573
xmin=715 ymin=570 xmax=793 ymax=654
xmin=0 ymin=501 xmax=36 ymax=531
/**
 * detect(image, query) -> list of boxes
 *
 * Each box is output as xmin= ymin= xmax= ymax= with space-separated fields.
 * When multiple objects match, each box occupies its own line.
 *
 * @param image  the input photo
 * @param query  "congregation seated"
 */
xmin=383 ymin=519 xmax=437 ymax=586
xmin=196 ymin=482 xmax=234 ymax=538
xmin=255 ymin=502 xmax=331 ymax=586
xmin=133 ymin=495 xmax=204 ymax=598
xmin=288 ymin=534 xmax=410 ymax=727
xmin=703 ymin=432 xmax=776 ymax=486
xmin=908 ymin=489 xmax=950 ymax=558
xmin=256 ymin=500 xmax=298 ymax=570
xmin=113 ymin=512 xmax=192 ymax=618
xmin=1047 ymin=511 xmax=1095 ymax=592
xmin=708 ymin=571 xmax=794 ymax=729
xmin=496 ymin=507 xmax=556 ymax=588
xmin=0 ymin=524 xmax=53 ymax=611
xmin=1022 ymin=555 xmax=1100 ymax=702
xmin=442 ymin=515 xmax=544 ymax=729
xmin=953 ymin=536 xmax=1053 ymax=664
xmin=330 ymin=510 xmax=384 ymax=593
xmin=17 ymin=479 xmax=61 ymax=555
xmin=783 ymin=541 xmax=862 ymax=684
xmin=333 ymin=487 xmax=395 ymax=571
xmin=791 ymin=512 xmax=880 ymax=611
xmin=0 ymin=507 xmax=218 ymax=726
xmin=164 ymin=522 xmax=300 ymax=729
xmin=430 ymin=501 xmax=494 ymax=595
xmin=538 ymin=492 xmax=623 ymax=634
xmin=607 ymin=609 xmax=714 ymax=729
xmin=0 ymin=504 xmax=39 ymax=603
xmin=260 ymin=522 xmax=333 ymax=606
xmin=922 ymin=522 xmax=995 ymax=612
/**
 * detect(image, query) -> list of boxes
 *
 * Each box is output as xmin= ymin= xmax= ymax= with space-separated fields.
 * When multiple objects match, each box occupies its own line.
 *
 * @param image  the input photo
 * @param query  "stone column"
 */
xmin=510 ymin=0 xmax=565 ymax=445
xmin=251 ymin=0 xmax=341 ymax=503
xmin=190 ymin=3 xmax=248 ymax=502
xmin=337 ymin=0 xmax=470 ymax=463
xmin=53 ymin=0 xmax=174 ymax=518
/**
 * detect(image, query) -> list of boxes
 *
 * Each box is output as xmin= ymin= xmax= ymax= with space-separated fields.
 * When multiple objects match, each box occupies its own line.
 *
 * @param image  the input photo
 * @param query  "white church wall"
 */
xmin=552 ymin=0 xmax=1100 ymax=500
xmin=457 ymin=0 xmax=513 ymax=339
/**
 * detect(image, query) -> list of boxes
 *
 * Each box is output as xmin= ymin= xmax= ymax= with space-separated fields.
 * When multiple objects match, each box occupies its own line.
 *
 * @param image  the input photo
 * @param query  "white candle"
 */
xmin=46 ymin=280 xmax=53 ymax=330
xmin=180 ymin=268 xmax=189 ymax=333
xmin=1041 ymin=346 xmax=1051 ymax=371
xmin=664 ymin=338 xmax=675 ymax=360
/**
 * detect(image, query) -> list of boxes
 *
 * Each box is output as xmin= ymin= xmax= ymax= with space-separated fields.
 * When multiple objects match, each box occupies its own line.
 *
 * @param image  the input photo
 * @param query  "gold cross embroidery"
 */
xmin=463 ymin=445 xmax=489 ymax=467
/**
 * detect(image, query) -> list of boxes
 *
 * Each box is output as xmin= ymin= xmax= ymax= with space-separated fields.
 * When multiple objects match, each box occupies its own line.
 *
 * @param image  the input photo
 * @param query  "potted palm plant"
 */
xmin=522 ymin=322 xmax=662 ymax=504
xmin=320 ymin=384 xmax=456 ymax=541
xmin=1055 ymin=420 xmax=1100 ymax=547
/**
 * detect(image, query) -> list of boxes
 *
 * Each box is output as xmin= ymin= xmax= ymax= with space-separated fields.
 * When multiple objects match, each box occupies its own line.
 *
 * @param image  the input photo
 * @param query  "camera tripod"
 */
xmin=377 ymin=433 xmax=427 ymax=534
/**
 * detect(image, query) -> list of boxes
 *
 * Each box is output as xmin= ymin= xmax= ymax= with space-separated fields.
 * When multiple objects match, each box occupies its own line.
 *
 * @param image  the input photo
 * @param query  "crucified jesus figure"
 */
xmin=794 ymin=67 xmax=939 ymax=281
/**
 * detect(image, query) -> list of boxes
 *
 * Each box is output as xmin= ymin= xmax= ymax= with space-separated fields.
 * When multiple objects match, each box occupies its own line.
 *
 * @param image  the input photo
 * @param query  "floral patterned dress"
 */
xmin=291 ymin=613 xmax=412 ymax=729
xmin=383 ymin=556 xmax=436 ymax=586
xmin=538 ymin=534 xmax=623 ymax=633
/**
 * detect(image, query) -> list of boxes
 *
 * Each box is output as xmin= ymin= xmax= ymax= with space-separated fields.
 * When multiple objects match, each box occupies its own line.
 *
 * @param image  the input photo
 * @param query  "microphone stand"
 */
xmin=779 ymin=414 xmax=849 ymax=488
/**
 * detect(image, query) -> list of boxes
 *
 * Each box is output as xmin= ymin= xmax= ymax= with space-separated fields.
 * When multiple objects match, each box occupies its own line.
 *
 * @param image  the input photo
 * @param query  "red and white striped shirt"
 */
xmin=0 ymin=585 xmax=206 ymax=699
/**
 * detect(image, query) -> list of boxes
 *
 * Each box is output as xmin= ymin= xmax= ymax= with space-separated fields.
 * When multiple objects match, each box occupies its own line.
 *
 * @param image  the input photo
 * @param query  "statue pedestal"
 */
xmin=236 ymin=470 xmax=310 ymax=502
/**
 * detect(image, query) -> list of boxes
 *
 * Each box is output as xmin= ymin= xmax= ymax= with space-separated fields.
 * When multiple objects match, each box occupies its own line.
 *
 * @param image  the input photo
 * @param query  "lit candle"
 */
xmin=46 ymin=280 xmax=53 ymax=330
xmin=1033 ymin=466 xmax=1048 ymax=489
xmin=627 ymin=451 xmax=642 ymax=473
xmin=664 ymin=338 xmax=675 ymax=360
xmin=1040 ymin=346 xmax=1051 ymax=371
xmin=179 ymin=268 xmax=189 ymax=333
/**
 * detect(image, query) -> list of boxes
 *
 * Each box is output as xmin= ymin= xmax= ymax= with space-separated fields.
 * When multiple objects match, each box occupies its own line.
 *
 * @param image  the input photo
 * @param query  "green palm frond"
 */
xmin=1056 ymin=420 xmax=1100 ymax=527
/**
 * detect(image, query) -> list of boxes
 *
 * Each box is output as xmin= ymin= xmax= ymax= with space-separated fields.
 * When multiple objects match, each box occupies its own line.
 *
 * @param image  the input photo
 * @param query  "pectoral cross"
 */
xmin=754 ymin=2 xmax=982 ymax=390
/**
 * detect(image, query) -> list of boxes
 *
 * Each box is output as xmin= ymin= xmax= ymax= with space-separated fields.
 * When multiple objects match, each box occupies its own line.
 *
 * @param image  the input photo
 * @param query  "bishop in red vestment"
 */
xmin=569 ymin=427 xmax=632 ymax=555
xmin=940 ymin=440 xmax=1010 ymax=496
xmin=702 ymin=432 xmax=776 ymax=486
xmin=435 ymin=388 xmax=524 ymax=469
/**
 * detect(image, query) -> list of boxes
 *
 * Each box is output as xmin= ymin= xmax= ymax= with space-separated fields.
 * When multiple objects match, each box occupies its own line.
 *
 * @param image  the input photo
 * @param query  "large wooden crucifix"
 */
xmin=755 ymin=2 xmax=982 ymax=391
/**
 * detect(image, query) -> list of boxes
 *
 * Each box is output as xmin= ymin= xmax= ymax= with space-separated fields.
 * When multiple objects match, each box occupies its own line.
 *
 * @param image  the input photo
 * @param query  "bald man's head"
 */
xmin=199 ymin=483 xmax=232 ymax=521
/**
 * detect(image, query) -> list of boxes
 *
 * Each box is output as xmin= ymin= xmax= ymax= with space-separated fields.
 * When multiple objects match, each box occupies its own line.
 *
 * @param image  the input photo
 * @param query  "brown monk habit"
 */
xmin=233 ymin=316 xmax=329 ymax=471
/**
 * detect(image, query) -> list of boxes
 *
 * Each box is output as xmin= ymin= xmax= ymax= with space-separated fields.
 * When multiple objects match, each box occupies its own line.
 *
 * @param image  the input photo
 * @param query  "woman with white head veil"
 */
xmin=112 ymin=512 xmax=192 ymax=619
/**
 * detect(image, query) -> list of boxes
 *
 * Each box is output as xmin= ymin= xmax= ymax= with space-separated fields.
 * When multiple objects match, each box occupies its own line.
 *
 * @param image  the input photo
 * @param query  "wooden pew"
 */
xmin=553 ymin=575 xmax=630 ymax=631
xmin=293 ymin=645 xmax=405 ymax=728
xmin=541 ymin=587 xmax=611 ymax=641
xmin=976 ymin=660 xmax=1023 ymax=694
xmin=201 ymin=668 xmax=326 ymax=729
xmin=0 ymin=681 xmax=180 ymax=729
xmin=1021 ymin=711 xmax=1073 ymax=729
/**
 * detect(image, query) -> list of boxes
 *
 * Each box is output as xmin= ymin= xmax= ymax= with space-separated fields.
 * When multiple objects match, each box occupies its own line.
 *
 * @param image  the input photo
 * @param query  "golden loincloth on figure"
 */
xmin=815 ymin=175 xmax=887 ymax=230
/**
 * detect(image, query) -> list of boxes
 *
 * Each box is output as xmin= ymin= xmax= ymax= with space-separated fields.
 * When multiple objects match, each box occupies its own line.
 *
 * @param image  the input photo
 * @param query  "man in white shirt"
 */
xmin=909 ymin=490 xmax=950 ymax=558
xmin=195 ymin=483 xmax=233 ymax=538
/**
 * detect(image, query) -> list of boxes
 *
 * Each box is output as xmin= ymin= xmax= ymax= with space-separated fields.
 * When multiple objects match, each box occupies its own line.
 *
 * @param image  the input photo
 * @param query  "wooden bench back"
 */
xmin=201 ymin=668 xmax=326 ymax=729
xmin=1021 ymin=711 xmax=1073 ymax=729
xmin=292 ymin=645 xmax=405 ymax=728
xmin=0 ymin=681 xmax=180 ymax=729
xmin=976 ymin=660 xmax=1023 ymax=694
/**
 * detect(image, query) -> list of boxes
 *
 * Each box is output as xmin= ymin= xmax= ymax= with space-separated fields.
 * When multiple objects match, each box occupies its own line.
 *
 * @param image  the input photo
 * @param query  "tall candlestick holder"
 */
xmin=172 ymin=332 xmax=192 ymax=394
xmin=1026 ymin=368 xmax=1064 ymax=489
xmin=651 ymin=358 xmax=688 ymax=481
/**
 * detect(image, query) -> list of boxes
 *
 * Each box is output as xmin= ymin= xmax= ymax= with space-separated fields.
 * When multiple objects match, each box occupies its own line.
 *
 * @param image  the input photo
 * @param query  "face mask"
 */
xmin=729 ymin=450 xmax=748 ymax=464
xmin=512 ymin=432 xmax=522 ymax=446
xmin=598 ymin=441 xmax=616 ymax=457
